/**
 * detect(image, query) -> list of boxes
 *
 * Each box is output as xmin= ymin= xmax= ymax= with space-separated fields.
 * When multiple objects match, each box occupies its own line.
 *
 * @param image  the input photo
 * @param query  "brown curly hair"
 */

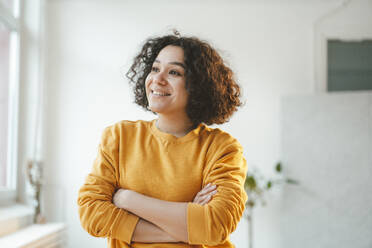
xmin=126 ymin=33 xmax=242 ymax=125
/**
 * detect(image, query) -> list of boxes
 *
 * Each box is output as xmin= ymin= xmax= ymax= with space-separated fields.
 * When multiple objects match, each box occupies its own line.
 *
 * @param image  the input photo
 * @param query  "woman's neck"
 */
xmin=156 ymin=114 xmax=195 ymax=138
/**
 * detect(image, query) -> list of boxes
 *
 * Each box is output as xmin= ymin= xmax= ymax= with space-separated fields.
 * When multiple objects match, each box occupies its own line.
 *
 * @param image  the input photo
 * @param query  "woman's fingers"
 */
xmin=197 ymin=184 xmax=217 ymax=197
xmin=199 ymin=190 xmax=218 ymax=205
xmin=199 ymin=195 xmax=212 ymax=206
xmin=193 ymin=184 xmax=218 ymax=205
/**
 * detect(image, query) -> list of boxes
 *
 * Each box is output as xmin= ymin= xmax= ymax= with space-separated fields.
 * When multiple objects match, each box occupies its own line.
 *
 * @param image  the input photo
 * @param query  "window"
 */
xmin=0 ymin=0 xmax=20 ymax=204
xmin=327 ymin=40 xmax=372 ymax=92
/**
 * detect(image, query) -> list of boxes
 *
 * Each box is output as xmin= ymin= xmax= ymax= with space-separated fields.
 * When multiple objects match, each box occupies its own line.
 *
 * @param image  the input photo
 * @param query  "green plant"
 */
xmin=243 ymin=162 xmax=298 ymax=248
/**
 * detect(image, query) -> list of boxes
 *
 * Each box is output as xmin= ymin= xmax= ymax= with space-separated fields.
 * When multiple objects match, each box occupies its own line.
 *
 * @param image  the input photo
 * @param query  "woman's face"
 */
xmin=145 ymin=45 xmax=188 ymax=116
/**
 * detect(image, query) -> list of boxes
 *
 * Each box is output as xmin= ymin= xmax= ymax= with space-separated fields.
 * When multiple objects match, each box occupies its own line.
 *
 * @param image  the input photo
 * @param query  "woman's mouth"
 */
xmin=151 ymin=90 xmax=171 ymax=96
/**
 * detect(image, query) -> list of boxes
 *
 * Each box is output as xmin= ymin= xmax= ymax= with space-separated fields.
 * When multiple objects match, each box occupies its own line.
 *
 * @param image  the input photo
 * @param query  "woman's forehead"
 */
xmin=156 ymin=45 xmax=184 ymax=64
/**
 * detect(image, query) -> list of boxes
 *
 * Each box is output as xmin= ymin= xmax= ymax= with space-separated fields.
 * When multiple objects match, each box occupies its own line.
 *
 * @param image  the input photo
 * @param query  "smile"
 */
xmin=151 ymin=90 xmax=171 ymax=96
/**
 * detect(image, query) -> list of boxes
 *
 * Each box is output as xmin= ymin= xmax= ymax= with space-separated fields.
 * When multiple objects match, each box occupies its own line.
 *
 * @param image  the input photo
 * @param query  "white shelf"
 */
xmin=0 ymin=204 xmax=34 ymax=237
xmin=0 ymin=223 xmax=66 ymax=248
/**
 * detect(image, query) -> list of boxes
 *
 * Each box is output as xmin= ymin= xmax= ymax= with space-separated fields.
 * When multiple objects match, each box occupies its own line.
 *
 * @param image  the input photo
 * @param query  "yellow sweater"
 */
xmin=78 ymin=119 xmax=247 ymax=248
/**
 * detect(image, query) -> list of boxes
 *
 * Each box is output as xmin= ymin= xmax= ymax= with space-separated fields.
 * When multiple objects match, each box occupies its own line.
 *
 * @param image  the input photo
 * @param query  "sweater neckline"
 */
xmin=149 ymin=119 xmax=204 ymax=143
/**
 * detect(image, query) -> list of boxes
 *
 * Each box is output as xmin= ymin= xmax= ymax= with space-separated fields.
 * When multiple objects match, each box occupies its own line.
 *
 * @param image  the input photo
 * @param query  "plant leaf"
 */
xmin=267 ymin=181 xmax=272 ymax=189
xmin=286 ymin=178 xmax=299 ymax=184
xmin=275 ymin=162 xmax=282 ymax=173
xmin=245 ymin=175 xmax=257 ymax=190
xmin=247 ymin=200 xmax=255 ymax=208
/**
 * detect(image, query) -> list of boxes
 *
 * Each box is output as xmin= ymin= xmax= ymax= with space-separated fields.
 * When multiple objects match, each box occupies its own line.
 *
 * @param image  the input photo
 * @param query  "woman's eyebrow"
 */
xmin=169 ymin=62 xmax=186 ymax=69
xmin=154 ymin=59 xmax=185 ymax=69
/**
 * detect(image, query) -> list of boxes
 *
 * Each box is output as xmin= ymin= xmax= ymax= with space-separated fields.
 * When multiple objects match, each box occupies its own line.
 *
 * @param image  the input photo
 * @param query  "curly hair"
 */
xmin=126 ymin=33 xmax=242 ymax=125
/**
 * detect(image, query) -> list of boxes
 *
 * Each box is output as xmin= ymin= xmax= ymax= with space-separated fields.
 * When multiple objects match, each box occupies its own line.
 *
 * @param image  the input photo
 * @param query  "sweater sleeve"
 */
xmin=187 ymin=138 xmax=248 ymax=246
xmin=77 ymin=125 xmax=139 ymax=244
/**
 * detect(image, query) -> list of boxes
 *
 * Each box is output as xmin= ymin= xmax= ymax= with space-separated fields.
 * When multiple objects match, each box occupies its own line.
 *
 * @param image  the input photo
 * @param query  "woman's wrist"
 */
xmin=113 ymin=188 xmax=132 ymax=209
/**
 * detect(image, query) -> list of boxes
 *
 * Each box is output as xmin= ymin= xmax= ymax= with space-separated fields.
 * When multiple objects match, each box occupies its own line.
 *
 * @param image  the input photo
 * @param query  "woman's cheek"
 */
xmin=145 ymin=78 xmax=151 ymax=95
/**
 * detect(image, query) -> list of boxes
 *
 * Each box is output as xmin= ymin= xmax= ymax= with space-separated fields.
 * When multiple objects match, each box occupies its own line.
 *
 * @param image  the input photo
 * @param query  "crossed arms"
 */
xmin=77 ymin=126 xmax=247 ymax=246
xmin=112 ymin=184 xmax=217 ymax=243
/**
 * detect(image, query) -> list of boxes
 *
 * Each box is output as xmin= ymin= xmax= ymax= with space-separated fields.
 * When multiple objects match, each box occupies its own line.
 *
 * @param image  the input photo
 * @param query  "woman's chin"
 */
xmin=148 ymin=105 xmax=164 ymax=114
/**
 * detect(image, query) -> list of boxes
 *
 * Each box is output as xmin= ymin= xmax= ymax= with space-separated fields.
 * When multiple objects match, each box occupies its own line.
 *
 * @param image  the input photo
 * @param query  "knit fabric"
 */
xmin=78 ymin=119 xmax=247 ymax=248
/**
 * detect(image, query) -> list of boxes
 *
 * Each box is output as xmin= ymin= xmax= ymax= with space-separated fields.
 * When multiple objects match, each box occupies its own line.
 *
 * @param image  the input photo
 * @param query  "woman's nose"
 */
xmin=153 ymin=71 xmax=167 ymax=85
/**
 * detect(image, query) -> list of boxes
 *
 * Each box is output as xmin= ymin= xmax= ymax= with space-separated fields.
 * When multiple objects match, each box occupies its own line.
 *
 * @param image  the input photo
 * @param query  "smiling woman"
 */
xmin=77 ymin=32 xmax=247 ymax=248
xmin=145 ymin=45 xmax=189 ymax=129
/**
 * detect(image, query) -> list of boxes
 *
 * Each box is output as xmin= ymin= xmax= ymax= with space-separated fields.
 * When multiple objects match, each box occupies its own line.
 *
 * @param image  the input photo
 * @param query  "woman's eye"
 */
xmin=169 ymin=70 xmax=182 ymax=76
xmin=151 ymin=66 xmax=159 ymax=72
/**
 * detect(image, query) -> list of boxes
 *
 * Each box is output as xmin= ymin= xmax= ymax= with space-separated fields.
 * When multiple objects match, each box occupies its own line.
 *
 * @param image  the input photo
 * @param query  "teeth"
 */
xmin=152 ymin=90 xmax=170 ymax=96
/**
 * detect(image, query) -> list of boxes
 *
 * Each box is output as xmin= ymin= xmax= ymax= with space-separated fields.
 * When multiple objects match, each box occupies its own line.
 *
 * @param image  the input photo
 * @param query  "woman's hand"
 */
xmin=193 ymin=183 xmax=218 ymax=206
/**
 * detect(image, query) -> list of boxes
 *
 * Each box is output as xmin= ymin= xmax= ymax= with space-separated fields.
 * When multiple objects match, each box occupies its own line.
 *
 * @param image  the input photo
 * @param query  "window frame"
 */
xmin=316 ymin=34 xmax=372 ymax=93
xmin=313 ymin=0 xmax=372 ymax=93
xmin=0 ymin=0 xmax=20 ymax=206
xmin=327 ymin=39 xmax=372 ymax=92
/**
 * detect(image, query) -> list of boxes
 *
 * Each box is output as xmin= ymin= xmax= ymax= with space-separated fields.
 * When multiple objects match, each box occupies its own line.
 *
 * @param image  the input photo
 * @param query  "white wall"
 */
xmin=280 ymin=92 xmax=372 ymax=248
xmin=40 ymin=0 xmax=372 ymax=247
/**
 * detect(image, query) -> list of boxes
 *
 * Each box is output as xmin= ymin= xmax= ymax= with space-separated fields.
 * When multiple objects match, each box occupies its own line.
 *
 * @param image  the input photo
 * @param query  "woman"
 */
xmin=78 ymin=33 xmax=247 ymax=248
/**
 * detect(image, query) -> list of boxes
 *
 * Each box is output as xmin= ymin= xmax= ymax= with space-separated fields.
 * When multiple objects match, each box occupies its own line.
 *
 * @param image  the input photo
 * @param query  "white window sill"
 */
xmin=0 ymin=223 xmax=66 ymax=248
xmin=0 ymin=189 xmax=17 ymax=206
xmin=0 ymin=204 xmax=34 ymax=237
